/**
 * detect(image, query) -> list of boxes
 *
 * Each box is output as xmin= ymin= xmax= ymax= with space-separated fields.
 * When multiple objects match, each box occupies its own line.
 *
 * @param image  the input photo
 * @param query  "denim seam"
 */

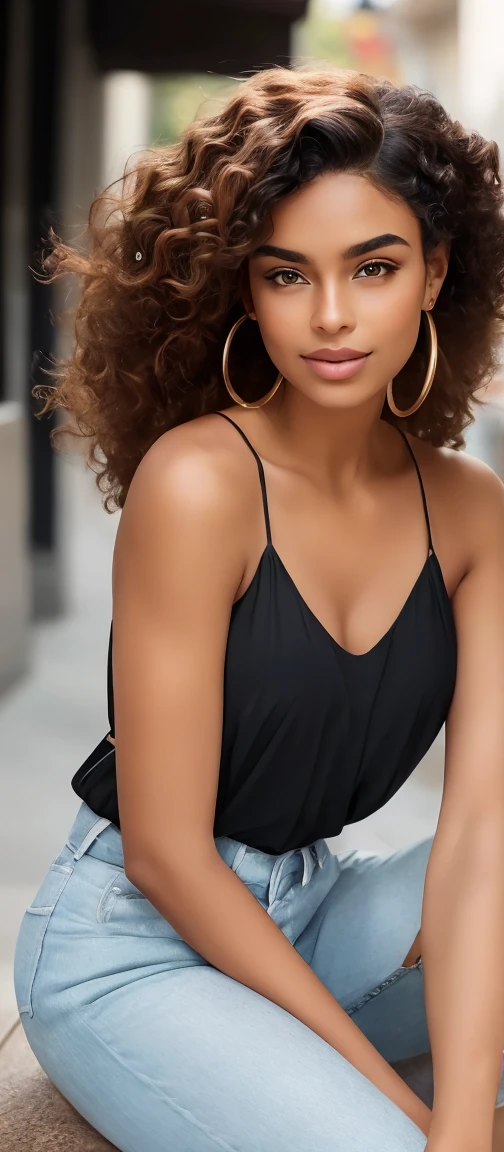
xmin=230 ymin=843 xmax=247 ymax=873
xmin=296 ymin=858 xmax=339 ymax=966
xmin=65 ymin=1005 xmax=245 ymax=1152
xmin=346 ymin=957 xmax=423 ymax=1017
xmin=267 ymin=853 xmax=291 ymax=905
xmin=302 ymin=899 xmax=329 ymax=968
xmin=19 ymin=866 xmax=74 ymax=1016
xmin=25 ymin=906 xmax=58 ymax=916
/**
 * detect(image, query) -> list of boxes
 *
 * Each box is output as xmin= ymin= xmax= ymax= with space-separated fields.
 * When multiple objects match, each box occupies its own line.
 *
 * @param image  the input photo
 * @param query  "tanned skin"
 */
xmin=111 ymin=172 xmax=504 ymax=1151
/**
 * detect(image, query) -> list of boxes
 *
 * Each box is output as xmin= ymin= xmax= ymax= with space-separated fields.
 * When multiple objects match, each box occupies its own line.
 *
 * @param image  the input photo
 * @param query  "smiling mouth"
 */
xmin=301 ymin=352 xmax=371 ymax=363
xmin=300 ymin=352 xmax=371 ymax=381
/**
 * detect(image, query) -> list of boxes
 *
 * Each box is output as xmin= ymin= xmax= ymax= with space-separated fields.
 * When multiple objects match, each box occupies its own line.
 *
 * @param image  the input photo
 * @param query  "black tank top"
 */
xmin=71 ymin=413 xmax=457 ymax=855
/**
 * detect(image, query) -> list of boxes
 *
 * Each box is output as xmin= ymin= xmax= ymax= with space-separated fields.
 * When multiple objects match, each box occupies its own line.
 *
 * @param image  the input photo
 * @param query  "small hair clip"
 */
xmin=135 ymin=250 xmax=143 ymax=262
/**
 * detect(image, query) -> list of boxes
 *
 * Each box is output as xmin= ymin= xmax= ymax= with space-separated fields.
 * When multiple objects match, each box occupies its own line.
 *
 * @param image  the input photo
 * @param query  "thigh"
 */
xmin=22 ymin=964 xmax=428 ymax=1152
xmin=16 ymin=845 xmax=428 ymax=1152
xmin=296 ymin=835 xmax=434 ymax=1063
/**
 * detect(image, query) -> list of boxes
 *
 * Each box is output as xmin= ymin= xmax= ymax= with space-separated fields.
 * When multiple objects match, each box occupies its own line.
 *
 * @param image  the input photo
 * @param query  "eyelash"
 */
xmin=264 ymin=260 xmax=399 ymax=287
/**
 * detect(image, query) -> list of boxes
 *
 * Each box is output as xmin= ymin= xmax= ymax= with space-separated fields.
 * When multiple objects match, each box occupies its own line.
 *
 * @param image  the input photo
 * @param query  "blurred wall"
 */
xmin=0 ymin=404 xmax=30 ymax=694
xmin=1 ymin=0 xmax=33 ymax=691
xmin=458 ymin=0 xmax=504 ymax=153
xmin=457 ymin=0 xmax=504 ymax=461
xmin=391 ymin=0 xmax=504 ymax=473
xmin=393 ymin=0 xmax=504 ymax=147
xmin=1 ymin=0 xmax=105 ymax=695
xmin=102 ymin=73 xmax=152 ymax=187
xmin=0 ymin=0 xmax=307 ymax=699
xmin=391 ymin=0 xmax=458 ymax=116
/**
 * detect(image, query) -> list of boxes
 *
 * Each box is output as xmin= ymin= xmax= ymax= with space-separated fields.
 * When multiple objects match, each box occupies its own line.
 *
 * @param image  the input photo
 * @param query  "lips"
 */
xmin=301 ymin=350 xmax=371 ymax=382
xmin=302 ymin=348 xmax=370 ymax=362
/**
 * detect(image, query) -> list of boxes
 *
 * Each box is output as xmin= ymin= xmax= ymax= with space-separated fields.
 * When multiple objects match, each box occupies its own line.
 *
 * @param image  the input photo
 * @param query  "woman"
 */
xmin=14 ymin=66 xmax=504 ymax=1152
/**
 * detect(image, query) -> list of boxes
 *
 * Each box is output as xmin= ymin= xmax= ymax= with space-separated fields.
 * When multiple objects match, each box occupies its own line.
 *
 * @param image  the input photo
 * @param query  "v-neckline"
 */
xmin=233 ymin=543 xmax=442 ymax=659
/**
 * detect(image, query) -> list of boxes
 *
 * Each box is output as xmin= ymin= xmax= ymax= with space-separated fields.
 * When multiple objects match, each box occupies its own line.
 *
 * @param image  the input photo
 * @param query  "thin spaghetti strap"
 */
xmin=396 ymin=428 xmax=433 ymax=556
xmin=107 ymin=620 xmax=115 ymax=738
xmin=215 ymin=412 xmax=272 ymax=546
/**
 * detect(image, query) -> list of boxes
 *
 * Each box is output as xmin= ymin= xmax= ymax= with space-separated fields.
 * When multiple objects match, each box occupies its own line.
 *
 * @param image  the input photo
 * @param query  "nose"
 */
xmin=311 ymin=280 xmax=356 ymax=335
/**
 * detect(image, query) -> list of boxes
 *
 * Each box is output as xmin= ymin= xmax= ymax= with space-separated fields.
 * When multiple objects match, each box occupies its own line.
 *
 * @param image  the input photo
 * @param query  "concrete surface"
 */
xmin=0 ymin=1019 xmax=117 ymax=1150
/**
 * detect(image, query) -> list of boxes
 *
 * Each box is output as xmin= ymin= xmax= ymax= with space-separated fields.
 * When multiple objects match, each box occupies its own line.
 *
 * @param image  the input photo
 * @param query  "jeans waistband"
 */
xmin=65 ymin=802 xmax=329 ymax=895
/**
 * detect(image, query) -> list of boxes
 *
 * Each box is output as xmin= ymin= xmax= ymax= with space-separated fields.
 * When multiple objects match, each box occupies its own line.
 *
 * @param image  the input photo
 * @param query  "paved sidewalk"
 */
xmin=0 ymin=454 xmax=446 ymax=1044
xmin=0 ymin=456 xmax=117 ymax=1039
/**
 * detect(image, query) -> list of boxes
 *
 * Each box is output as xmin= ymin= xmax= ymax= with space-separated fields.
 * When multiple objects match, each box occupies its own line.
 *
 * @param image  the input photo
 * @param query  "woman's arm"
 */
xmin=422 ymin=457 xmax=504 ymax=1152
xmin=110 ymin=419 xmax=432 ymax=1138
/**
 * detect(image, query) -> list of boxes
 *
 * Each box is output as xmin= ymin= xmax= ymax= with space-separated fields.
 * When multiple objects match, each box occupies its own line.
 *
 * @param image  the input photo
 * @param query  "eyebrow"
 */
xmin=251 ymin=234 xmax=411 ymax=263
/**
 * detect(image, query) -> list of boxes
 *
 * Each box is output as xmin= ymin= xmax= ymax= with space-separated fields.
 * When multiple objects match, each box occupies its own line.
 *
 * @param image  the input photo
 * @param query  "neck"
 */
xmin=257 ymin=383 xmax=399 ymax=494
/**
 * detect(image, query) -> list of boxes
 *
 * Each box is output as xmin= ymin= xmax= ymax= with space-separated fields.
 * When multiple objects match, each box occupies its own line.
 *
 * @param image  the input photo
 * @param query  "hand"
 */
xmin=492 ymin=1106 xmax=504 ymax=1152
xmin=424 ymin=1108 xmax=503 ymax=1152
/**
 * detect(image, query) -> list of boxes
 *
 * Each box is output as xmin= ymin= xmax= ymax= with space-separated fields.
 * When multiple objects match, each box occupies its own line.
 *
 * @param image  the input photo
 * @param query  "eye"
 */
xmin=354 ymin=260 xmax=398 ymax=279
xmin=264 ymin=268 xmax=307 ymax=287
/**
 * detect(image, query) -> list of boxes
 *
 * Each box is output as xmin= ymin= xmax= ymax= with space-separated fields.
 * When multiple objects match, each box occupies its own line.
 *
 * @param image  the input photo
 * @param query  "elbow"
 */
xmin=123 ymin=848 xmax=176 ymax=896
xmin=123 ymin=854 xmax=155 ymax=894
xmin=123 ymin=836 xmax=218 ymax=896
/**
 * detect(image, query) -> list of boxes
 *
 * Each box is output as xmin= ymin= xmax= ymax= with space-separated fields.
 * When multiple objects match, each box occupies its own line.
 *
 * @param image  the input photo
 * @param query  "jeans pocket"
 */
xmin=96 ymin=871 xmax=185 ymax=941
xmin=14 ymin=863 xmax=74 ymax=1018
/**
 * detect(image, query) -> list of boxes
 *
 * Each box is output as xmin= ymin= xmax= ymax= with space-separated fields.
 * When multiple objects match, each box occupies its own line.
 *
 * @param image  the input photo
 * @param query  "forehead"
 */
xmin=260 ymin=172 xmax=421 ymax=250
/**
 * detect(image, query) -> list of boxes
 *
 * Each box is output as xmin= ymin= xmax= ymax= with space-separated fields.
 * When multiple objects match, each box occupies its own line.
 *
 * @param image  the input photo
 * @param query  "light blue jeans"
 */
xmin=14 ymin=801 xmax=435 ymax=1151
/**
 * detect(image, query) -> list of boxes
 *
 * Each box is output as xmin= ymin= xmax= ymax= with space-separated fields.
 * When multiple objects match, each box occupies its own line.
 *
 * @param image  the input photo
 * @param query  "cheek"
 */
xmin=254 ymin=291 xmax=305 ymax=354
xmin=252 ymin=324 xmax=295 ymax=373
xmin=369 ymin=282 xmax=424 ymax=356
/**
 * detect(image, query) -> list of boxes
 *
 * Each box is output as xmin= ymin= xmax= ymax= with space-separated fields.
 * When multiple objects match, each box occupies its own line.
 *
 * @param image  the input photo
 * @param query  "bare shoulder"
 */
xmin=405 ymin=429 xmax=504 ymax=580
xmin=123 ymin=412 xmax=249 ymax=523
xmin=114 ymin=411 xmax=266 ymax=591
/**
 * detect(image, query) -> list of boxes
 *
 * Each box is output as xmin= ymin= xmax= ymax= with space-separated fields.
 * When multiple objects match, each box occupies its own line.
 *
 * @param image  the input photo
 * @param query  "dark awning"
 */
xmin=86 ymin=0 xmax=309 ymax=74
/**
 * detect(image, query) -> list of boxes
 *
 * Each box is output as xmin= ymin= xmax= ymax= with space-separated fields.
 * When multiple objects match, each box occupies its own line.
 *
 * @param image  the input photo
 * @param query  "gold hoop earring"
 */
xmin=222 ymin=314 xmax=284 ymax=409
xmin=386 ymin=309 xmax=438 ymax=418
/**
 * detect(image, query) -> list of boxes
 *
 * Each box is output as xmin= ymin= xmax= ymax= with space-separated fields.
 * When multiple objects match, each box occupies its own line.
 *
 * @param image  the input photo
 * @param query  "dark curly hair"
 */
xmin=35 ymin=64 xmax=504 ymax=511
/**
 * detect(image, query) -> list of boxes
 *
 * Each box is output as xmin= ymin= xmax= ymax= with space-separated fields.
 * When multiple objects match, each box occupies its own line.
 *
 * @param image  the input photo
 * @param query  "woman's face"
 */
xmin=245 ymin=171 xmax=448 ymax=410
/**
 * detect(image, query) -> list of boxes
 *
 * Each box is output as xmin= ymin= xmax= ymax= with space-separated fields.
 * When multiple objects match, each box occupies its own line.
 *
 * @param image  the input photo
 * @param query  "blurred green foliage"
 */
xmin=151 ymin=74 xmax=239 ymax=144
xmin=292 ymin=3 xmax=354 ymax=68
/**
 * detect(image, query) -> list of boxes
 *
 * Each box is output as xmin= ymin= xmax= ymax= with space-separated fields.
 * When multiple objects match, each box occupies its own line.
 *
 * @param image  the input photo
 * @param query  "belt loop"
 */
xmin=269 ymin=848 xmax=295 ymax=905
xmin=313 ymin=841 xmax=326 ymax=868
xmin=301 ymin=845 xmax=315 ymax=887
xmin=230 ymin=842 xmax=247 ymax=873
xmin=73 ymin=817 xmax=111 ymax=861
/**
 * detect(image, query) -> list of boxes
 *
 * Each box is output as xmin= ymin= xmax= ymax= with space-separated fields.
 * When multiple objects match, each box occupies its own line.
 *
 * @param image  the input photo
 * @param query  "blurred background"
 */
xmin=2 ymin=0 xmax=504 ymax=1036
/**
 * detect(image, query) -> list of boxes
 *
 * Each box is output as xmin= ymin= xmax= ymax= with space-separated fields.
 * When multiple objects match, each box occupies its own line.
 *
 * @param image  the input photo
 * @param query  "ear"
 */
xmin=422 ymin=240 xmax=450 ymax=310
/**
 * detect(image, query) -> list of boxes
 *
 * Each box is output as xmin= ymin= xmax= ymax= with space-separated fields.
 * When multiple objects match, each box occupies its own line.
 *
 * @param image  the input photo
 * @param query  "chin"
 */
xmin=294 ymin=382 xmax=371 ymax=409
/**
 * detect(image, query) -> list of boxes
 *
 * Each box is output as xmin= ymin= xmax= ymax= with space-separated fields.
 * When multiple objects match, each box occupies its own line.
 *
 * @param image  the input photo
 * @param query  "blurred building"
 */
xmin=2 ymin=0 xmax=504 ymax=700
xmin=392 ymin=0 xmax=504 ymax=155
xmin=388 ymin=0 xmax=458 ymax=114
xmin=0 ymin=0 xmax=308 ymax=696
xmin=391 ymin=0 xmax=504 ymax=470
